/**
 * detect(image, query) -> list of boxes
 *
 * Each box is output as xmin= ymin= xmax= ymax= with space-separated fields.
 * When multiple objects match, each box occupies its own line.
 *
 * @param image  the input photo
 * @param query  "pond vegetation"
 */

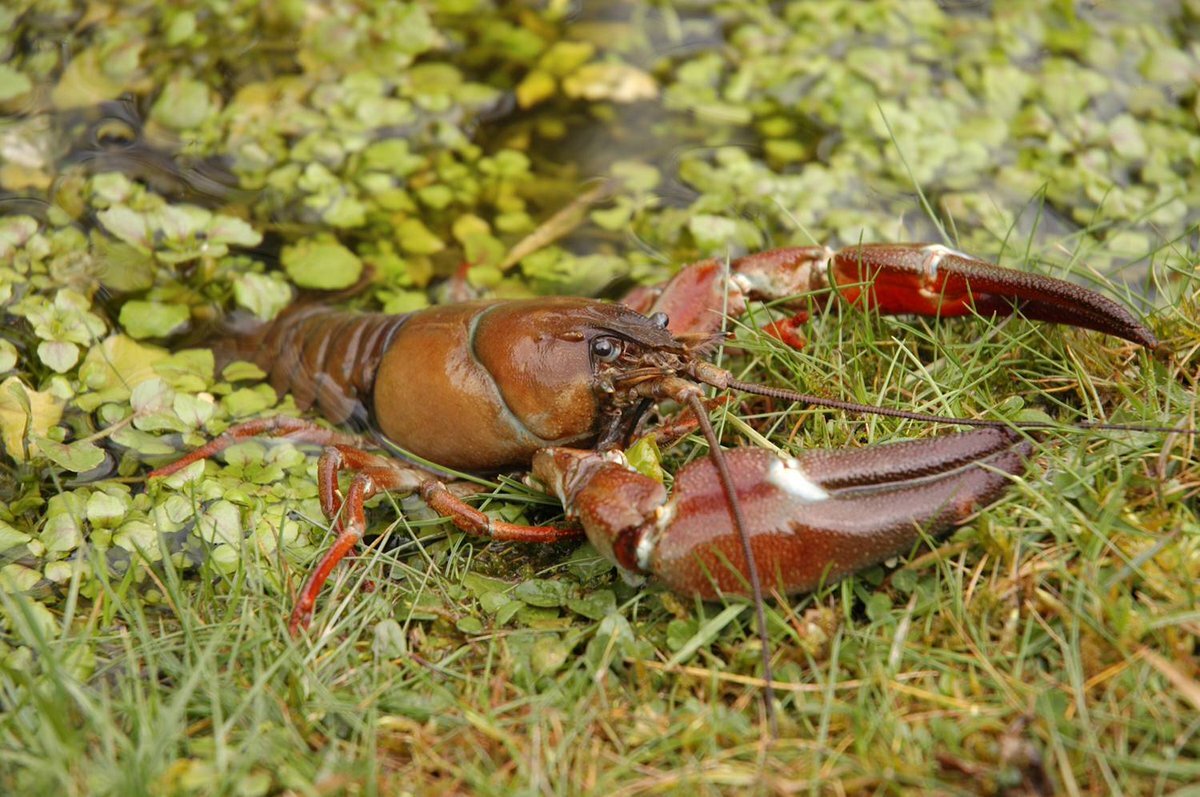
xmin=0 ymin=1 xmax=1198 ymax=793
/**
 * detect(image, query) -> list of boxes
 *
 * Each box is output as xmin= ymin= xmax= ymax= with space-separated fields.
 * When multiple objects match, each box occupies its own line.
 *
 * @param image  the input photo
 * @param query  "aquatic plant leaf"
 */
xmin=97 ymin=206 xmax=151 ymax=251
xmin=0 ymin=340 xmax=15 ymax=373
xmin=0 ymin=64 xmax=32 ymax=102
xmin=562 ymin=62 xmax=657 ymax=103
xmin=281 ymin=237 xmax=363 ymax=289
xmin=396 ymin=219 xmax=445 ymax=255
xmin=119 ymin=301 xmax=190 ymax=339
xmin=31 ymin=436 xmax=105 ymax=473
xmin=624 ymin=435 xmax=664 ymax=484
xmin=37 ymin=340 xmax=79 ymax=373
xmin=0 ymin=520 xmax=32 ymax=554
xmin=51 ymin=46 xmax=135 ymax=110
xmin=0 ymin=377 xmax=65 ymax=462
xmin=150 ymin=76 xmax=215 ymax=130
xmin=78 ymin=335 xmax=169 ymax=410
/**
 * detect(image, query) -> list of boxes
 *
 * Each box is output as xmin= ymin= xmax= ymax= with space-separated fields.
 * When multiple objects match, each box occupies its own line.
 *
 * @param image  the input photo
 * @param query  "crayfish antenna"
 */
xmin=688 ymin=363 xmax=1199 ymax=437
xmin=684 ymin=392 xmax=779 ymax=738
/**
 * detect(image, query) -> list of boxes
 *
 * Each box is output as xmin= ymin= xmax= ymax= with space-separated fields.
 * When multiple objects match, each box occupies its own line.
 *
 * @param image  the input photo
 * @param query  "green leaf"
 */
xmin=97 ymin=206 xmax=150 ymax=250
xmin=562 ymin=62 xmax=657 ymax=103
xmin=0 ymin=519 xmax=33 ymax=554
xmin=221 ymin=361 xmax=267 ymax=382
xmin=567 ymin=589 xmax=616 ymax=621
xmin=131 ymin=378 xmax=174 ymax=416
xmin=95 ymin=241 xmax=156 ymax=291
xmin=540 ymin=41 xmax=596 ymax=76
xmin=90 ymin=173 xmax=137 ymax=204
xmin=462 ymin=572 xmax=513 ymax=599
xmin=513 ymin=578 xmax=571 ymax=608
xmin=36 ymin=341 xmax=79 ymax=373
xmin=530 ymin=636 xmax=568 ymax=676
xmin=157 ymin=204 xmax=211 ymax=242
xmin=611 ymin=160 xmax=661 ymax=193
xmin=165 ymin=10 xmax=197 ymax=45
xmin=624 ymin=436 xmax=664 ymax=483
xmin=150 ymin=75 xmax=214 ymax=130
xmin=865 ymin=592 xmax=893 ymax=622
xmin=688 ymin=214 xmax=739 ymax=250
xmin=0 ymin=64 xmax=32 ymax=102
xmin=78 ymin=335 xmax=169 ymax=411
xmin=515 ymin=69 xmax=555 ymax=108
xmin=373 ymin=619 xmax=407 ymax=658
xmin=416 ymin=184 xmax=454 ymax=210
xmin=281 ymin=237 xmax=363 ymax=290
xmin=119 ymin=301 xmax=190 ymax=339
xmin=111 ymin=426 xmax=177 ymax=456
xmin=173 ymin=393 xmax=214 ymax=428
xmin=0 ymin=563 xmax=41 ymax=591
xmin=51 ymin=46 xmax=132 ymax=110
xmin=396 ymin=218 xmax=445 ymax=255
xmin=232 ymin=272 xmax=293 ymax=323
xmin=495 ymin=599 xmax=525 ymax=626
xmin=32 ymin=436 xmax=106 ymax=473
xmin=1014 ymin=408 xmax=1056 ymax=425
xmin=42 ymin=493 xmax=85 ymax=552
xmin=456 ymin=616 xmax=484 ymax=634
xmin=220 ymin=385 xmax=277 ymax=417
xmin=208 ymin=214 xmax=262 ymax=247
xmin=113 ymin=520 xmax=160 ymax=559
xmin=478 ymin=591 xmax=512 ymax=615
xmin=196 ymin=500 xmax=242 ymax=545
xmin=361 ymin=140 xmax=424 ymax=174
xmin=666 ymin=618 xmax=699 ymax=652
xmin=86 ymin=491 xmax=130 ymax=528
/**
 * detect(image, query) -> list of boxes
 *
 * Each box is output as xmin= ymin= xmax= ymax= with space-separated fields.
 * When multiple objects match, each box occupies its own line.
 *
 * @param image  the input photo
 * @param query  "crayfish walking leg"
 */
xmin=149 ymin=419 xmax=581 ymax=634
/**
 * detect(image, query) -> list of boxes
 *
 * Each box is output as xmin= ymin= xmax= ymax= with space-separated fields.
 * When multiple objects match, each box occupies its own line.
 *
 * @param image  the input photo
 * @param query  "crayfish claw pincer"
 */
xmin=536 ymin=428 xmax=1030 ymax=600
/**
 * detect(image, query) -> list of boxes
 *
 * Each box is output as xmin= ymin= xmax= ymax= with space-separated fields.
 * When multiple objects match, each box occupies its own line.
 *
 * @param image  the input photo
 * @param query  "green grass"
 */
xmin=3 ymin=239 xmax=1197 ymax=795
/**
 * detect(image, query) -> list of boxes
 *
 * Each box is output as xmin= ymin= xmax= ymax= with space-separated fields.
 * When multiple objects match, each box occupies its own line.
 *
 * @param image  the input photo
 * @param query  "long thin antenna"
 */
xmin=685 ymin=392 xmax=779 ymax=738
xmin=719 ymin=376 xmax=1198 ymax=436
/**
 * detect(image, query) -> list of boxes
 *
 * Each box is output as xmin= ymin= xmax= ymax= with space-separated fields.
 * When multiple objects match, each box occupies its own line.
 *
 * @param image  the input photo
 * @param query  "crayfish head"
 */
xmin=465 ymin=298 xmax=692 ymax=454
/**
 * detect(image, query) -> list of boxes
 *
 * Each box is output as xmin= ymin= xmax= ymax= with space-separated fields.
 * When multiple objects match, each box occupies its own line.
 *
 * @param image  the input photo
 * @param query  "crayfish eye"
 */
xmin=590 ymin=336 xmax=622 ymax=363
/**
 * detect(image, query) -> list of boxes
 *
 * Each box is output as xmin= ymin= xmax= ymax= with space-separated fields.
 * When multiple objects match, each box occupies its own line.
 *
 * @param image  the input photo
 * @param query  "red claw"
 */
xmin=826 ymin=244 xmax=1161 ymax=351
xmin=760 ymin=312 xmax=809 ymax=350
xmin=626 ymin=243 xmax=1160 ymax=352
xmin=534 ymin=428 xmax=1030 ymax=599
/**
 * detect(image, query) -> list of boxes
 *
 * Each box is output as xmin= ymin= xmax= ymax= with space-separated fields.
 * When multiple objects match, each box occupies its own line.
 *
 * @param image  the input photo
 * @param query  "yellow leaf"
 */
xmin=51 ymin=48 xmax=125 ymax=110
xmin=76 ymin=335 xmax=169 ymax=411
xmin=562 ymin=62 xmax=658 ymax=103
xmin=515 ymin=70 xmax=556 ymax=109
xmin=0 ymin=377 xmax=65 ymax=462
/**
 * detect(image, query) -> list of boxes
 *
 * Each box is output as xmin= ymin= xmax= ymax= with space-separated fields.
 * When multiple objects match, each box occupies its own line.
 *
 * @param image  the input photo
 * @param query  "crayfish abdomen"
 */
xmin=213 ymin=305 xmax=408 ymax=429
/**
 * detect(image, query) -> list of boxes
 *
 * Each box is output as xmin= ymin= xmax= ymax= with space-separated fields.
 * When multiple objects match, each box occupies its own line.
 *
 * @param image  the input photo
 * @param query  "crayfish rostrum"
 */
xmin=150 ymin=242 xmax=1180 ymax=728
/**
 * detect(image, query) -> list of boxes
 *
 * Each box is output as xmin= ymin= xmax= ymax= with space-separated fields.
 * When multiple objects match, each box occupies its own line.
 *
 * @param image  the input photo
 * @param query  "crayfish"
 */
xmin=150 ymin=243 xmax=1180 ymax=732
